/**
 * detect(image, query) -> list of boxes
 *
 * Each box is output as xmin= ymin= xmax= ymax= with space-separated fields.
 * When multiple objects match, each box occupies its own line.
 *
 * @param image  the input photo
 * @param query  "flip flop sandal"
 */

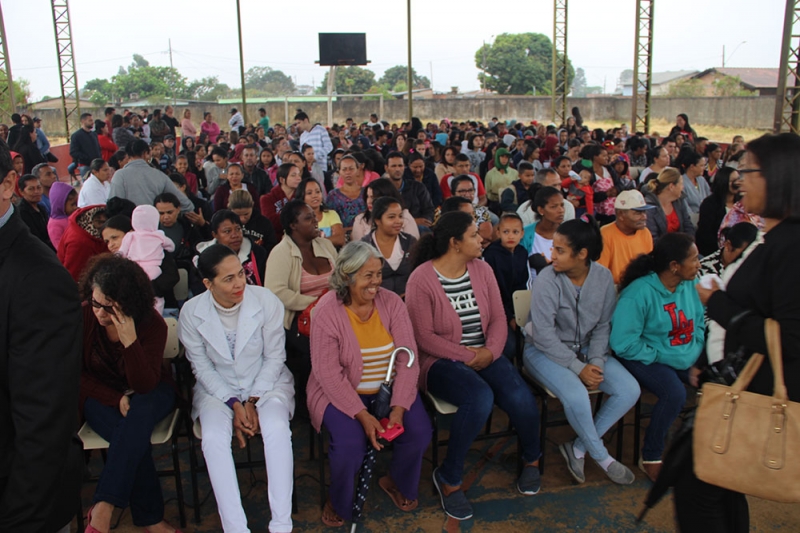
xmin=379 ymin=475 xmax=419 ymax=512
xmin=321 ymin=500 xmax=345 ymax=528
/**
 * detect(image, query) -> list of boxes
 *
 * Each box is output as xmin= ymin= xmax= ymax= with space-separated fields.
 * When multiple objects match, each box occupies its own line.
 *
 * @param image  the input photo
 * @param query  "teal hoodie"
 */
xmin=610 ymin=272 xmax=704 ymax=370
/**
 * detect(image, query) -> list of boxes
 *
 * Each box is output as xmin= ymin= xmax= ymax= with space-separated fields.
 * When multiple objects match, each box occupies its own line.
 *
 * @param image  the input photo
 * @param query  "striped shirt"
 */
xmin=346 ymin=307 xmax=395 ymax=394
xmin=434 ymin=267 xmax=485 ymax=347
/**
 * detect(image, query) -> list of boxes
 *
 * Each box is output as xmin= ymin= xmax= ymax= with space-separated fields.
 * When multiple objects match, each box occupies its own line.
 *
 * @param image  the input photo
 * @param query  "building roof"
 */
xmin=33 ymin=97 xmax=95 ymax=109
xmin=620 ymin=70 xmax=698 ymax=86
xmin=693 ymin=68 xmax=785 ymax=90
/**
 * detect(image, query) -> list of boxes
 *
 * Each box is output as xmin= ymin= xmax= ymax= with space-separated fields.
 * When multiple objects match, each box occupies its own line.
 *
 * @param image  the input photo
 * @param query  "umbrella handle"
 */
xmin=384 ymin=347 xmax=415 ymax=384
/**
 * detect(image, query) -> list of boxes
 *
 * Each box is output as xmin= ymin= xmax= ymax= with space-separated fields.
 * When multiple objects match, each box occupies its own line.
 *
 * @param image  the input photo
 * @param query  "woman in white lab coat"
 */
xmin=179 ymin=243 xmax=295 ymax=533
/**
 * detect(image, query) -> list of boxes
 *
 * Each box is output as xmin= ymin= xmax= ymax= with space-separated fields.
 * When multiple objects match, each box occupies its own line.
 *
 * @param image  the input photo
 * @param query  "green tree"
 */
xmin=378 ymin=65 xmax=430 ymax=90
xmin=571 ymin=67 xmax=587 ymax=97
xmin=244 ymin=66 xmax=295 ymax=96
xmin=474 ymin=33 xmax=574 ymax=95
xmin=0 ymin=74 xmax=31 ymax=109
xmin=713 ymin=75 xmax=756 ymax=97
xmin=317 ymin=66 xmax=377 ymax=95
xmin=82 ymin=78 xmax=114 ymax=105
xmin=184 ymin=76 xmax=233 ymax=101
xmin=665 ymin=79 xmax=705 ymax=98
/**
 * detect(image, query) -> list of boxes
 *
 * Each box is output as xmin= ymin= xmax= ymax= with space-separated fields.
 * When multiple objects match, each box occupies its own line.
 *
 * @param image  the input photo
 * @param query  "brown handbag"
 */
xmin=693 ymin=318 xmax=800 ymax=502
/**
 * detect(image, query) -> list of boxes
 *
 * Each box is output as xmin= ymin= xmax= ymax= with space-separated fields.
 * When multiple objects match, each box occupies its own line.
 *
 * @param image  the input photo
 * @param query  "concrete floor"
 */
xmin=74 ymin=400 xmax=800 ymax=533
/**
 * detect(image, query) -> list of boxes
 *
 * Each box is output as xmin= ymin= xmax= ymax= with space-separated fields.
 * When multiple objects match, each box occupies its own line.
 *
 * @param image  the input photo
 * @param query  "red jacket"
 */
xmin=98 ymin=135 xmax=118 ymax=162
xmin=57 ymin=205 xmax=109 ymax=281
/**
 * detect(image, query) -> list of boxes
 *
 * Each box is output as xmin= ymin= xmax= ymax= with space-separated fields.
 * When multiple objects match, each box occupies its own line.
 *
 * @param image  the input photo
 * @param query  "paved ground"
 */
xmin=73 ymin=398 xmax=800 ymax=532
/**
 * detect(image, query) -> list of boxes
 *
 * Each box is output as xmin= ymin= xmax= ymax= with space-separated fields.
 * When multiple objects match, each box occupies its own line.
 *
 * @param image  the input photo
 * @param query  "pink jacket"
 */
xmin=405 ymin=259 xmax=507 ymax=391
xmin=306 ymin=289 xmax=419 ymax=431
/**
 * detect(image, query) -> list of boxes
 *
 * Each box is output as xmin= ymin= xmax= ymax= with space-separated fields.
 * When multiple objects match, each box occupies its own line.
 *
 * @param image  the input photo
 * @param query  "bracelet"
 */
xmin=246 ymin=397 xmax=260 ymax=405
xmin=225 ymin=397 xmax=241 ymax=410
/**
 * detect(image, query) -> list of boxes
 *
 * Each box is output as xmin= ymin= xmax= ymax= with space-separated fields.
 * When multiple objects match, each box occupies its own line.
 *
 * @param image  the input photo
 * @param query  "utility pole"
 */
xmin=235 ymin=0 xmax=248 ymax=125
xmin=406 ymin=0 xmax=413 ymax=123
xmin=551 ymin=0 xmax=569 ymax=125
xmin=722 ymin=45 xmax=725 ymax=67
xmin=482 ymin=40 xmax=487 ymax=92
xmin=168 ymin=39 xmax=176 ymax=106
xmin=631 ymin=0 xmax=655 ymax=134
xmin=0 ymin=1 xmax=15 ymax=123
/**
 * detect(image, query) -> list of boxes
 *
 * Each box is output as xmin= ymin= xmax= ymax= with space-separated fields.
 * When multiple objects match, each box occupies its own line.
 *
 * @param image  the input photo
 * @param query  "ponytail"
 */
xmin=411 ymin=211 xmax=473 ymax=268
xmin=556 ymin=216 xmax=603 ymax=264
xmin=619 ymin=232 xmax=695 ymax=291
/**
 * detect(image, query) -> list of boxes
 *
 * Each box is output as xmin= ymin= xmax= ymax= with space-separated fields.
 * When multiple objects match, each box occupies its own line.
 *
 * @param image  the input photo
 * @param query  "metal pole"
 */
xmin=0 ymin=1 xmax=15 ymax=120
xmin=482 ymin=40 xmax=486 ymax=93
xmin=327 ymin=65 xmax=335 ymax=127
xmin=407 ymin=0 xmax=413 ymax=124
xmin=284 ymin=97 xmax=289 ymax=126
xmin=379 ymin=94 xmax=384 ymax=123
xmin=774 ymin=0 xmax=797 ymax=133
xmin=235 ymin=0 xmax=248 ymax=126
xmin=168 ymin=39 xmax=176 ymax=107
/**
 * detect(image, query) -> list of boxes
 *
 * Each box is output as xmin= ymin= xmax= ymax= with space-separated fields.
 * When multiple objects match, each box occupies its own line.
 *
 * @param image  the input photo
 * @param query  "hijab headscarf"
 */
xmin=494 ymin=147 xmax=511 ymax=171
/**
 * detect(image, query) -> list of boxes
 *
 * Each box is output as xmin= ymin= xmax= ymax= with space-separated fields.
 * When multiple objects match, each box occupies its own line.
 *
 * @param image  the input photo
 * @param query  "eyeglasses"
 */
xmin=90 ymin=298 xmax=116 ymax=315
xmin=738 ymin=168 xmax=761 ymax=175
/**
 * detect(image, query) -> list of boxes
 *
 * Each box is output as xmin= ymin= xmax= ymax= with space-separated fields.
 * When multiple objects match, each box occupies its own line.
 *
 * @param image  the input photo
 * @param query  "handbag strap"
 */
xmin=728 ymin=352 xmax=764 ymax=394
xmin=764 ymin=318 xmax=789 ymax=404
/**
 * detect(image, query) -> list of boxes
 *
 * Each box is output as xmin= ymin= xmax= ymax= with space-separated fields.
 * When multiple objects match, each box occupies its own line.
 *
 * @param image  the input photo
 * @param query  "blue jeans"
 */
xmin=502 ymin=323 xmax=518 ymax=361
xmin=523 ymin=343 xmax=640 ymax=461
xmin=427 ymin=355 xmax=541 ymax=487
xmin=617 ymin=358 xmax=689 ymax=461
xmin=83 ymin=381 xmax=175 ymax=526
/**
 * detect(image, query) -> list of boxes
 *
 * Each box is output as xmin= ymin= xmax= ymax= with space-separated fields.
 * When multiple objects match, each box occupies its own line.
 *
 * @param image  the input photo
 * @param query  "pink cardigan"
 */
xmin=405 ymin=259 xmax=507 ymax=391
xmin=306 ymin=289 xmax=420 ymax=431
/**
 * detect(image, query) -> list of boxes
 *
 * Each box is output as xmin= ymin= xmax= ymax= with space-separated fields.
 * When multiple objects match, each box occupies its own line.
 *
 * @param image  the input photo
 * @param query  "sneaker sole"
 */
xmin=517 ymin=484 xmax=541 ymax=496
xmin=432 ymin=469 xmax=473 ymax=521
xmin=558 ymin=443 xmax=586 ymax=484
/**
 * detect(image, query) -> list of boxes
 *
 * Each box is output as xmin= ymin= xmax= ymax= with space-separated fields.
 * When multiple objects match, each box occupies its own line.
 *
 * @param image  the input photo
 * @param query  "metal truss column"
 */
xmin=50 ymin=0 xmax=80 ymax=137
xmin=631 ymin=0 xmax=654 ymax=134
xmin=551 ymin=0 xmax=568 ymax=125
xmin=774 ymin=0 xmax=800 ymax=133
xmin=0 ymin=2 xmax=14 ymax=124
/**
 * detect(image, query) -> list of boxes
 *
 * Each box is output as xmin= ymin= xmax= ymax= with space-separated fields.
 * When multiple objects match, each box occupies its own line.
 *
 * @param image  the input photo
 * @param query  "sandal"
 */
xmin=321 ymin=499 xmax=345 ymax=528
xmin=379 ymin=475 xmax=418 ymax=512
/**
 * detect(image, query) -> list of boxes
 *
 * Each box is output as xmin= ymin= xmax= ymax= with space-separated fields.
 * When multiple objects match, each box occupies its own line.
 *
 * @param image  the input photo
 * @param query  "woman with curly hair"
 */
xmin=78 ymin=254 xmax=181 ymax=533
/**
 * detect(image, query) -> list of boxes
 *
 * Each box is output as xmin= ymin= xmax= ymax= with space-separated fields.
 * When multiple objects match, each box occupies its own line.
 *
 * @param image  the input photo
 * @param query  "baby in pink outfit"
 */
xmin=118 ymin=205 xmax=175 ymax=313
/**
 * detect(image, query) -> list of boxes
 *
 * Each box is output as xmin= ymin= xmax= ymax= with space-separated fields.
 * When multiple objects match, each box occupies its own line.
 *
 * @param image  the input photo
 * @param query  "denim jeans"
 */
xmin=502 ymin=323 xmax=518 ymax=361
xmin=617 ymin=358 xmax=689 ymax=461
xmin=523 ymin=343 xmax=640 ymax=461
xmin=426 ymin=355 xmax=541 ymax=487
xmin=83 ymin=381 xmax=175 ymax=527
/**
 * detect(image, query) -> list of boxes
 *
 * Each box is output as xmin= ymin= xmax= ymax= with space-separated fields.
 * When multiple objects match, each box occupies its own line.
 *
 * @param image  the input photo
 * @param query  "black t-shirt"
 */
xmin=163 ymin=115 xmax=180 ymax=137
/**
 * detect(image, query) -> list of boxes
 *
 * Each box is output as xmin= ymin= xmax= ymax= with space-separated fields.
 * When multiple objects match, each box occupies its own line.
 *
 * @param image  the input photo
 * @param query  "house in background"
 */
xmin=690 ymin=68 xmax=788 ymax=96
xmin=616 ymin=70 xmax=699 ymax=96
xmin=32 ymin=97 xmax=95 ymax=110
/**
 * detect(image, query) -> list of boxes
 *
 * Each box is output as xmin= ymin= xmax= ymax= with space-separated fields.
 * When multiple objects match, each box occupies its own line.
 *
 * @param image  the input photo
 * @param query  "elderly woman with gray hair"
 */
xmin=305 ymin=240 xmax=431 ymax=528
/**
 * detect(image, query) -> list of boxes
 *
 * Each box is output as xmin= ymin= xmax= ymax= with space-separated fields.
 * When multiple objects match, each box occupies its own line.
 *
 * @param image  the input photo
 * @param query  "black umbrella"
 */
xmin=350 ymin=347 xmax=415 ymax=533
xmin=636 ymin=408 xmax=696 ymax=522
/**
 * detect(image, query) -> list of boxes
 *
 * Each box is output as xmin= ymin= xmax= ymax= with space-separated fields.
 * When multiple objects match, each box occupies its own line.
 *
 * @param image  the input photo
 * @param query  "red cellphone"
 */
xmin=379 ymin=418 xmax=405 ymax=442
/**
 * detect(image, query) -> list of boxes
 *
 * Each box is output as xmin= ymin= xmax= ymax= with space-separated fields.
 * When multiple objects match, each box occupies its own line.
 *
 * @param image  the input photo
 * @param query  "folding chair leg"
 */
xmin=318 ymin=431 xmax=326 ymax=510
xmin=539 ymin=396 xmax=549 ymax=474
xmin=633 ymin=398 xmax=642 ymax=465
xmin=188 ymin=429 xmax=202 ymax=524
xmin=172 ymin=435 xmax=186 ymax=528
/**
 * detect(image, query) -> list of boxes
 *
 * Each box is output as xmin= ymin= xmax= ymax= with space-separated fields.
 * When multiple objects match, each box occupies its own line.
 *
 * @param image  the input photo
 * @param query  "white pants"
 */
xmin=198 ymin=397 xmax=293 ymax=533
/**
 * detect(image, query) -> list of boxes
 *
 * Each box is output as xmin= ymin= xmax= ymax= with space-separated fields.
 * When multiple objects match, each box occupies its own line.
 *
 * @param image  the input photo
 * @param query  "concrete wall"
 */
xmin=35 ymin=95 xmax=776 ymax=138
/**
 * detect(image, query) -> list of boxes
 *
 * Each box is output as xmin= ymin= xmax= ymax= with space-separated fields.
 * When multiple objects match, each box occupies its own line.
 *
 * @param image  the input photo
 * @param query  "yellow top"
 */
xmin=345 ymin=306 xmax=395 ymax=394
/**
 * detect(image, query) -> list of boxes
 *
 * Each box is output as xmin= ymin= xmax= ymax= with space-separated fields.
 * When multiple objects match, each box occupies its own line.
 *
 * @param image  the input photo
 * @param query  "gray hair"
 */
xmin=329 ymin=241 xmax=383 ymax=304
xmin=31 ymin=162 xmax=51 ymax=178
xmin=534 ymin=167 xmax=558 ymax=185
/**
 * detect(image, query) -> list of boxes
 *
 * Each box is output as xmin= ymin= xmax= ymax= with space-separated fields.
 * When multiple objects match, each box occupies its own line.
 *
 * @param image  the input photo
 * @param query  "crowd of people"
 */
xmin=1 ymin=105 xmax=798 ymax=533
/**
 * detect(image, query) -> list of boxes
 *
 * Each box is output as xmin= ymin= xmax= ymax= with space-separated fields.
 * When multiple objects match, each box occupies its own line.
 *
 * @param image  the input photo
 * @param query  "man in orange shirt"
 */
xmin=598 ymin=190 xmax=655 ymax=285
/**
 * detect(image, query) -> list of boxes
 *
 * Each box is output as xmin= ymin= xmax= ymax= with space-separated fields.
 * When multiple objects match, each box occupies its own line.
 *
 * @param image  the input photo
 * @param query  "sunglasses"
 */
xmin=90 ymin=298 xmax=116 ymax=316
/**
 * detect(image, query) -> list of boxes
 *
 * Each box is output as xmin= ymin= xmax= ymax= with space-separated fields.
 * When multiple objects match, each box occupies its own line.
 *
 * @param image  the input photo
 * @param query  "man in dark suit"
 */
xmin=0 ymin=141 xmax=83 ymax=532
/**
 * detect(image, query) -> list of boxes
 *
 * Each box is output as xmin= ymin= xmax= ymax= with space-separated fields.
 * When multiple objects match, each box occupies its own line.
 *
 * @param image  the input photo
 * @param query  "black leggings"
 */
xmin=284 ymin=315 xmax=311 ymax=418
xmin=673 ymin=450 xmax=749 ymax=533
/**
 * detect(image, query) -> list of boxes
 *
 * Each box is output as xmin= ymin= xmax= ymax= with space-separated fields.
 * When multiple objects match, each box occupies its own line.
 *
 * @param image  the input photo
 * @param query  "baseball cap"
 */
xmin=230 ymin=108 xmax=238 ymax=114
xmin=614 ymin=190 xmax=655 ymax=211
xmin=33 ymin=116 xmax=42 ymax=123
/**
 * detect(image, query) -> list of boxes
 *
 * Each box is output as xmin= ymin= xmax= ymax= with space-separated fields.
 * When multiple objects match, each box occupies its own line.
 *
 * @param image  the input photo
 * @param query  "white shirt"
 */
xmin=229 ymin=112 xmax=245 ymax=131
xmin=78 ymin=175 xmax=110 ymax=207
xmin=517 ymin=198 xmax=575 ymax=226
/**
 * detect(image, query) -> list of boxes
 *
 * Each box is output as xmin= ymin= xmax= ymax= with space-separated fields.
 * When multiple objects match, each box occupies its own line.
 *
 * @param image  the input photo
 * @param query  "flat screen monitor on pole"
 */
xmin=318 ymin=33 xmax=368 ymax=66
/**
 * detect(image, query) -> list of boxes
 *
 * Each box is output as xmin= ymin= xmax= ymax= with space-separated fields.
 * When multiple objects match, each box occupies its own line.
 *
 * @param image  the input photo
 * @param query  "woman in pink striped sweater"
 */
xmin=405 ymin=211 xmax=542 ymax=521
